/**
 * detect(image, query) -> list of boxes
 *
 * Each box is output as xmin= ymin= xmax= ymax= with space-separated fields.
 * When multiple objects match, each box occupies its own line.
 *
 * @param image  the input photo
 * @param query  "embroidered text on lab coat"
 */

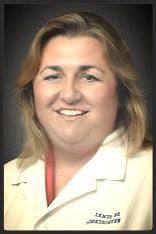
xmin=86 ymin=212 xmax=121 ymax=225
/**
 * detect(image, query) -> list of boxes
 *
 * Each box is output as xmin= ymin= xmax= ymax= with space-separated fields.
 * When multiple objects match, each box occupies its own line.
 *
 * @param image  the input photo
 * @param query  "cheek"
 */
xmin=33 ymin=85 xmax=44 ymax=106
xmin=33 ymin=83 xmax=53 ymax=107
xmin=91 ymin=84 xmax=118 ymax=108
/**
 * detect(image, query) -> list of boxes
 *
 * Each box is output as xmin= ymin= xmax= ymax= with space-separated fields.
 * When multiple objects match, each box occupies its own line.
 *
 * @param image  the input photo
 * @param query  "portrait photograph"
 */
xmin=3 ymin=0 xmax=154 ymax=231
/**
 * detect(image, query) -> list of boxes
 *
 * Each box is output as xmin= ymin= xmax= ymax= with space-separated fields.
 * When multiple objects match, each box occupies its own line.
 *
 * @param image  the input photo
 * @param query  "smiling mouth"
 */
xmin=56 ymin=109 xmax=89 ymax=116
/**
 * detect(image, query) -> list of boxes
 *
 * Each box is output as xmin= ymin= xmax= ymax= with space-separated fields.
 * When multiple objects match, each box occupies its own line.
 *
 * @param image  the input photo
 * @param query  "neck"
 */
xmin=51 ymin=140 xmax=101 ymax=168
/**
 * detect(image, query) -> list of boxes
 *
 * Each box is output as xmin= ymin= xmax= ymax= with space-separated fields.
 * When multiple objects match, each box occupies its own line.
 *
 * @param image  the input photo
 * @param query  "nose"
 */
xmin=59 ymin=79 xmax=82 ymax=104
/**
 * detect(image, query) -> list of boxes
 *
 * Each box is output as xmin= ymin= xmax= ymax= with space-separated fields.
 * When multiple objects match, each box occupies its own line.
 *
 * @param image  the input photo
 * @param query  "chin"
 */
xmin=56 ymin=134 xmax=84 ymax=145
xmin=62 ymin=137 xmax=82 ymax=145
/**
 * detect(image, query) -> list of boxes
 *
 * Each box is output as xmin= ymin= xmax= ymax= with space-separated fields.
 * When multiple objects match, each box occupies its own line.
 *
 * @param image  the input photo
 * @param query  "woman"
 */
xmin=4 ymin=11 xmax=152 ymax=230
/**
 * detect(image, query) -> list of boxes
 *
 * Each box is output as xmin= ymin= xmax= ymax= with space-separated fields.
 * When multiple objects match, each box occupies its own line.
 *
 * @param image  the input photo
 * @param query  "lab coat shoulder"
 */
xmin=130 ymin=147 xmax=152 ymax=198
xmin=4 ymin=158 xmax=45 ymax=230
xmin=124 ymin=147 xmax=153 ymax=230
xmin=5 ymin=157 xmax=19 ymax=172
xmin=4 ymin=159 xmax=21 ymax=210
xmin=126 ymin=147 xmax=152 ymax=181
xmin=4 ymin=158 xmax=20 ymax=187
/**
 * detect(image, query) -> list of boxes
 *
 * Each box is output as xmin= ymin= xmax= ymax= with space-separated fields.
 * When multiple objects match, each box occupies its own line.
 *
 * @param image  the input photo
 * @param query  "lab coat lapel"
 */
xmin=36 ymin=168 xmax=97 ymax=223
xmin=47 ymin=167 xmax=97 ymax=211
xmin=40 ymin=138 xmax=127 ymax=218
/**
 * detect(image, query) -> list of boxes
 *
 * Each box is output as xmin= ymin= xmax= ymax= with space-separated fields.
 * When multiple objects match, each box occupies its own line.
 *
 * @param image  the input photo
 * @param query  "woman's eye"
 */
xmin=81 ymin=74 xmax=99 ymax=82
xmin=44 ymin=74 xmax=61 ymax=80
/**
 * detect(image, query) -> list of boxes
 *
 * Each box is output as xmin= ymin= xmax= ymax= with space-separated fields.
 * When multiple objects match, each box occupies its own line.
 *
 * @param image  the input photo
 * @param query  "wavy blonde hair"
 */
xmin=15 ymin=12 xmax=152 ymax=168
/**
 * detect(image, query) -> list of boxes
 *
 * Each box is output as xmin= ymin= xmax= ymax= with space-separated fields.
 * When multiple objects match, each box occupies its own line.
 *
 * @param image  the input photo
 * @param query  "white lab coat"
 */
xmin=4 ymin=128 xmax=152 ymax=230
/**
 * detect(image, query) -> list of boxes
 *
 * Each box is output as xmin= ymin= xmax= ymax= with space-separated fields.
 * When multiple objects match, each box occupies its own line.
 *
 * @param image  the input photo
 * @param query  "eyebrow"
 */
xmin=39 ymin=65 xmax=105 ymax=74
xmin=39 ymin=66 xmax=62 ymax=74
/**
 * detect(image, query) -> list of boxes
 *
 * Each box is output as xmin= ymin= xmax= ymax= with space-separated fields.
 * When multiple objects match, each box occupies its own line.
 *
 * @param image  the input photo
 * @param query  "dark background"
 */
xmin=3 ymin=3 xmax=153 ymax=163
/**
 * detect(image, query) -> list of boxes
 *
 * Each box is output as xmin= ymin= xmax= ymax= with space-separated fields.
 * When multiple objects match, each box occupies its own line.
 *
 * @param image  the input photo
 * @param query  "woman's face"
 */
xmin=33 ymin=36 xmax=118 ymax=150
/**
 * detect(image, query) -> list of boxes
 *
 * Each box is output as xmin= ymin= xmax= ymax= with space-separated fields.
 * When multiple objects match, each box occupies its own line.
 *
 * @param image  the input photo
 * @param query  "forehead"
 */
xmin=41 ymin=36 xmax=108 ymax=67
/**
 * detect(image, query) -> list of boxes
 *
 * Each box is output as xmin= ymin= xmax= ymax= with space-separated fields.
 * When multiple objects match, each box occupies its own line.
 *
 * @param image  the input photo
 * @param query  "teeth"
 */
xmin=58 ymin=109 xmax=85 ymax=116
